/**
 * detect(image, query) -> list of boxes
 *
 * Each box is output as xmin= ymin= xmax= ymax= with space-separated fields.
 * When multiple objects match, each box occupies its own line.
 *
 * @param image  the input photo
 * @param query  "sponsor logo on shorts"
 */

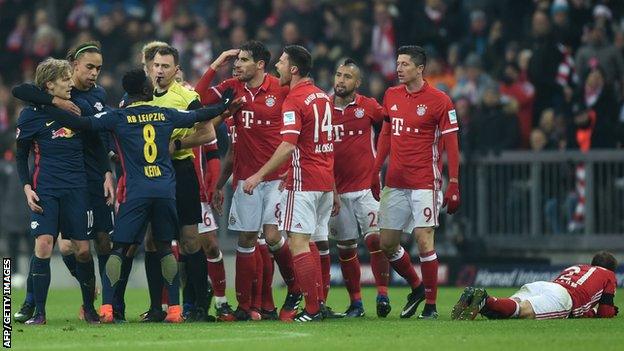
xmin=229 ymin=215 xmax=236 ymax=225
xmin=294 ymin=223 xmax=303 ymax=229
xmin=30 ymin=221 xmax=39 ymax=229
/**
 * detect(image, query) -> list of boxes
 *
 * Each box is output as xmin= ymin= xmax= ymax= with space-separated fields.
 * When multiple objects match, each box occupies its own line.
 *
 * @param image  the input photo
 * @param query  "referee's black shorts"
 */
xmin=173 ymin=158 xmax=202 ymax=227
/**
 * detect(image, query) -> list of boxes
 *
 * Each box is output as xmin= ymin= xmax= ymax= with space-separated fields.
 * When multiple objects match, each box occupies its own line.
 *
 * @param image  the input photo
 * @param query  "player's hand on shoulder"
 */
xmin=52 ymin=97 xmax=81 ymax=115
xmin=23 ymin=185 xmax=43 ymax=214
xmin=443 ymin=181 xmax=460 ymax=214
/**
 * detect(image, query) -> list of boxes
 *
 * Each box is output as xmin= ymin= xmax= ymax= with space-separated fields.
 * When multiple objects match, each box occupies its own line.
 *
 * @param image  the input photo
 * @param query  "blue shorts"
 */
xmin=113 ymin=198 xmax=178 ymax=244
xmin=30 ymin=187 xmax=89 ymax=240
xmin=88 ymin=182 xmax=114 ymax=236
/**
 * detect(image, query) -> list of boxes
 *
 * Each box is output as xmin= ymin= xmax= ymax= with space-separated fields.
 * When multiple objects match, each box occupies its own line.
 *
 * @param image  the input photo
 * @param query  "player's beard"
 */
xmin=333 ymin=86 xmax=353 ymax=98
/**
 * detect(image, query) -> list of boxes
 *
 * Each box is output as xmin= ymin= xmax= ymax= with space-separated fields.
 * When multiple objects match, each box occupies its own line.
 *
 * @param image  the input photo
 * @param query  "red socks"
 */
xmin=387 ymin=246 xmax=421 ymax=288
xmin=206 ymin=252 xmax=226 ymax=298
xmin=308 ymin=242 xmax=324 ymax=302
xmin=486 ymin=297 xmax=519 ymax=318
xmin=258 ymin=241 xmax=276 ymax=311
xmin=292 ymin=252 xmax=320 ymax=314
xmin=251 ymin=245 xmax=263 ymax=310
xmin=270 ymin=237 xmax=300 ymax=294
xmin=338 ymin=245 xmax=361 ymax=302
xmin=364 ymin=233 xmax=389 ymax=296
xmin=420 ymin=250 xmax=438 ymax=304
xmin=235 ymin=246 xmax=256 ymax=311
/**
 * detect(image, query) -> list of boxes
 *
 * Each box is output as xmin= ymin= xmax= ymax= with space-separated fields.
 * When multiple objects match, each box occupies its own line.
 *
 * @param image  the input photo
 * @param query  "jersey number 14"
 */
xmin=313 ymin=102 xmax=333 ymax=143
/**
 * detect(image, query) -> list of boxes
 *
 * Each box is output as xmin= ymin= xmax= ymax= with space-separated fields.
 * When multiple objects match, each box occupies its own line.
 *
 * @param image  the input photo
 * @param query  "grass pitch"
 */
xmin=9 ymin=287 xmax=622 ymax=351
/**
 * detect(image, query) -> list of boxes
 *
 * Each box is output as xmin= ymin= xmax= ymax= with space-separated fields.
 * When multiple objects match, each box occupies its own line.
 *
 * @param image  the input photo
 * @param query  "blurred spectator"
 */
xmin=575 ymin=21 xmax=624 ymax=92
xmin=470 ymin=83 xmax=519 ymax=155
xmin=371 ymin=2 xmax=396 ymax=82
xmin=500 ymin=62 xmax=535 ymax=149
xmin=425 ymin=54 xmax=456 ymax=92
xmin=527 ymin=10 xmax=564 ymax=123
xmin=452 ymin=53 xmax=493 ymax=105
xmin=569 ymin=64 xmax=620 ymax=149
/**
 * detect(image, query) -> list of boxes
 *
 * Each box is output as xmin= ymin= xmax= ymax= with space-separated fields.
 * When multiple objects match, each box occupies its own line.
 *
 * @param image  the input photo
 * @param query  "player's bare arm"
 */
xmin=243 ymin=141 xmax=295 ymax=194
xmin=212 ymin=138 xmax=234 ymax=215
xmin=209 ymin=49 xmax=241 ymax=71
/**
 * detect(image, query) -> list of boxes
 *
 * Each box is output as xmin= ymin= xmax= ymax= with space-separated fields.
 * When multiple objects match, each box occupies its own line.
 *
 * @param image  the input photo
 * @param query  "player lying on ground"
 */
xmin=452 ymin=251 xmax=619 ymax=320
xmin=17 ymin=68 xmax=238 ymax=323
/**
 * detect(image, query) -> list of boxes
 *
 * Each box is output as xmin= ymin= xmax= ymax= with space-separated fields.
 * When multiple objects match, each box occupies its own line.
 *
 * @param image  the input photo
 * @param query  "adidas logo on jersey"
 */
xmin=390 ymin=104 xmax=398 ymax=111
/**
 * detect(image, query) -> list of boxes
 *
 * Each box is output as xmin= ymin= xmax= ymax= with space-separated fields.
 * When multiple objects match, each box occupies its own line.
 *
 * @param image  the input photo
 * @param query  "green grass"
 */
xmin=8 ymin=287 xmax=622 ymax=351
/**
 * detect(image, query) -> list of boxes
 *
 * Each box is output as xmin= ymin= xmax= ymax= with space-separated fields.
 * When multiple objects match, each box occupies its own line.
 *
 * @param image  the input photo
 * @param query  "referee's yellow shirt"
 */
xmin=151 ymin=80 xmax=201 ymax=160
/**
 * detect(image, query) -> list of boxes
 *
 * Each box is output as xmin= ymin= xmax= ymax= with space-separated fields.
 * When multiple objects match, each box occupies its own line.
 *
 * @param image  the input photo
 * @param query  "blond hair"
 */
xmin=34 ymin=58 xmax=71 ymax=90
xmin=141 ymin=40 xmax=169 ymax=63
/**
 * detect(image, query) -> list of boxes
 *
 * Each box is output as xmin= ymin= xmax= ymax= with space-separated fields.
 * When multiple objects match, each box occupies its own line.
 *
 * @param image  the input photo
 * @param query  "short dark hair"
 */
xmin=154 ymin=45 xmax=180 ymax=65
xmin=240 ymin=40 xmax=271 ymax=68
xmin=123 ymin=68 xmax=150 ymax=96
xmin=66 ymin=41 xmax=102 ymax=62
xmin=397 ymin=45 xmax=427 ymax=67
xmin=284 ymin=45 xmax=312 ymax=77
xmin=591 ymin=251 xmax=618 ymax=272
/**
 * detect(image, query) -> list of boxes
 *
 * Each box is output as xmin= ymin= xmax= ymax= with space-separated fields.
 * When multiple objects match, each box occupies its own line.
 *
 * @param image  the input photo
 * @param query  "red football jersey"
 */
xmin=207 ymin=74 xmax=289 ymax=183
xmin=192 ymin=141 xmax=219 ymax=202
xmin=332 ymin=94 xmax=384 ymax=194
xmin=383 ymin=82 xmax=458 ymax=190
xmin=281 ymin=80 xmax=334 ymax=191
xmin=553 ymin=264 xmax=617 ymax=316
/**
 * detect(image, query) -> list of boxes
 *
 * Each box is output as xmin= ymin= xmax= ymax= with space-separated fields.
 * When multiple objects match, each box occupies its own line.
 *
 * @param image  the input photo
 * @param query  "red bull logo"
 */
xmin=51 ymin=127 xmax=75 ymax=139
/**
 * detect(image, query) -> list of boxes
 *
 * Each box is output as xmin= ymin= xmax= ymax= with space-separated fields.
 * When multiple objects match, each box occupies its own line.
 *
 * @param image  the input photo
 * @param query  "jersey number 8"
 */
xmin=143 ymin=124 xmax=157 ymax=163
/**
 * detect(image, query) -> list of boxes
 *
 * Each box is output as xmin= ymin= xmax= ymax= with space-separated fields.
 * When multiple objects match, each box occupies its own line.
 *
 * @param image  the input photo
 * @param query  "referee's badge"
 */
xmin=354 ymin=108 xmax=365 ymax=118
xmin=265 ymin=95 xmax=276 ymax=107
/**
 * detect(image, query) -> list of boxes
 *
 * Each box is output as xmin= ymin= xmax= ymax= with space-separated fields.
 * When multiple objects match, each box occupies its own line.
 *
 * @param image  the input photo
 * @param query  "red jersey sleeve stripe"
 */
xmin=211 ymin=87 xmax=222 ymax=98
xmin=441 ymin=127 xmax=459 ymax=135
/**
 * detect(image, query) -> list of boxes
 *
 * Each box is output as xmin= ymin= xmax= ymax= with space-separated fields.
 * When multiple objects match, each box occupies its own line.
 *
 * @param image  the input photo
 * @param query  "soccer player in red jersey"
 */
xmin=190 ymin=141 xmax=235 ymax=321
xmin=329 ymin=59 xmax=391 ymax=318
xmin=195 ymin=41 xmax=300 ymax=321
xmin=243 ymin=45 xmax=336 ymax=322
xmin=452 ymin=251 xmax=619 ymax=320
xmin=373 ymin=46 xmax=460 ymax=319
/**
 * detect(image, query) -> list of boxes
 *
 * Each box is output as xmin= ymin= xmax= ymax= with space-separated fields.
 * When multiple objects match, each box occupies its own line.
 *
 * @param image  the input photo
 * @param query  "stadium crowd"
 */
xmin=2 ymin=0 xmax=624 ymax=156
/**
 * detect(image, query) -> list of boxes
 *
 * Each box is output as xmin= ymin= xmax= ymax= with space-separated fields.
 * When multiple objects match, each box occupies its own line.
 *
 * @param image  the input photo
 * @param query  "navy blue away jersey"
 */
xmin=16 ymin=106 xmax=86 ymax=191
xmin=87 ymin=102 xmax=200 ymax=201
xmin=72 ymin=85 xmax=112 ymax=183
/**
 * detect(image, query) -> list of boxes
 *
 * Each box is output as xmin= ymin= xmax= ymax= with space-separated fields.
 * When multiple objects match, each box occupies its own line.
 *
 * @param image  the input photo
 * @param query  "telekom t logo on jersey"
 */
xmin=241 ymin=110 xmax=254 ymax=129
xmin=392 ymin=118 xmax=404 ymax=135
xmin=332 ymin=124 xmax=344 ymax=142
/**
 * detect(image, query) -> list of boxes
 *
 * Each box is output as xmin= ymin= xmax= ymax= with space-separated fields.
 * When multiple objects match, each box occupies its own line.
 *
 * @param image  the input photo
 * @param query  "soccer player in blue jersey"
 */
xmin=35 ymin=68 xmax=236 ymax=323
xmin=12 ymin=42 xmax=118 ymax=323
xmin=14 ymin=58 xmax=107 ymax=325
